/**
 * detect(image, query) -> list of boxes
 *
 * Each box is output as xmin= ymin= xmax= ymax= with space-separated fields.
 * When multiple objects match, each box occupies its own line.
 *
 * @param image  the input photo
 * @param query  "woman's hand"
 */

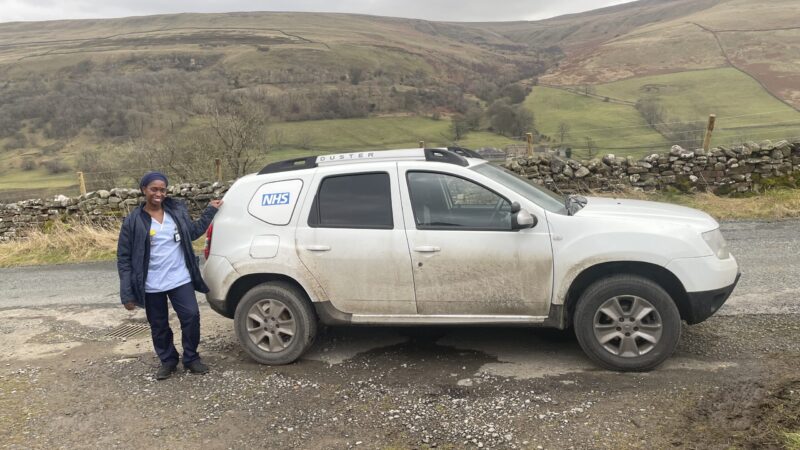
xmin=209 ymin=199 xmax=223 ymax=209
xmin=124 ymin=302 xmax=136 ymax=311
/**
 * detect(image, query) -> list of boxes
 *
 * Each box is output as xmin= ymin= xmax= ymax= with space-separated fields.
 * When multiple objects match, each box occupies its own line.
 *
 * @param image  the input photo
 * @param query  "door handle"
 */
xmin=305 ymin=245 xmax=331 ymax=252
xmin=413 ymin=245 xmax=440 ymax=253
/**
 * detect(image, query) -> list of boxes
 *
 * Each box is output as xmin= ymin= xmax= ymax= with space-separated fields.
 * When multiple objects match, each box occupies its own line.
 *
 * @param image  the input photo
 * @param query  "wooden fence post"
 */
xmin=77 ymin=171 xmax=87 ymax=195
xmin=703 ymin=114 xmax=716 ymax=152
xmin=526 ymin=132 xmax=533 ymax=157
xmin=214 ymin=158 xmax=222 ymax=183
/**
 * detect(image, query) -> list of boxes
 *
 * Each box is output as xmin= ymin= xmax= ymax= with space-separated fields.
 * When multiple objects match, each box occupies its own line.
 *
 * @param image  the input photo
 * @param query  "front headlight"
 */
xmin=701 ymin=228 xmax=730 ymax=259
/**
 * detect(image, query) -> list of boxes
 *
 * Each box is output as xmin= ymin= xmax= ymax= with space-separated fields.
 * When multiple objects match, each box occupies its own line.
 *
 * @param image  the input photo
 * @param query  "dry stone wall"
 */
xmin=0 ymin=181 xmax=231 ymax=241
xmin=505 ymin=139 xmax=800 ymax=194
xmin=1 ymin=139 xmax=799 ymax=241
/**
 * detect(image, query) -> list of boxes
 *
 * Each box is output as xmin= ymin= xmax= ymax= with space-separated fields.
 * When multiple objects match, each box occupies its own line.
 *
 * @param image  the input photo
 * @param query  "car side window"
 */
xmin=308 ymin=172 xmax=393 ymax=229
xmin=407 ymin=171 xmax=512 ymax=230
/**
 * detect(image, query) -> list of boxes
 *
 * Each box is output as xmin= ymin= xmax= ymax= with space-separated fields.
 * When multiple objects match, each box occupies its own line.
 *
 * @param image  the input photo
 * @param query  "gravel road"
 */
xmin=1 ymin=219 xmax=798 ymax=449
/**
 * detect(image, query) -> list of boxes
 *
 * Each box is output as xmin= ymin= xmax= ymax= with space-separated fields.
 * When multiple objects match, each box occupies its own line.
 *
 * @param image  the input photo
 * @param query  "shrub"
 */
xmin=21 ymin=158 xmax=36 ymax=171
xmin=3 ymin=132 xmax=28 ymax=150
xmin=42 ymin=158 xmax=70 ymax=174
xmin=41 ymin=141 xmax=66 ymax=155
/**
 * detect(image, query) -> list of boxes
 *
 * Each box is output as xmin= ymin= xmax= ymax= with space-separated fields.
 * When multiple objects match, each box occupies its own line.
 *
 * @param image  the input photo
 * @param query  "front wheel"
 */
xmin=234 ymin=282 xmax=317 ymax=365
xmin=573 ymin=275 xmax=681 ymax=371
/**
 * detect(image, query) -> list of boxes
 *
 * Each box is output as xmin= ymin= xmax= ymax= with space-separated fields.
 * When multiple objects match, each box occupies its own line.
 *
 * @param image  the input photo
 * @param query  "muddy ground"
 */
xmin=1 ymin=219 xmax=799 ymax=449
xmin=0 ymin=307 xmax=798 ymax=449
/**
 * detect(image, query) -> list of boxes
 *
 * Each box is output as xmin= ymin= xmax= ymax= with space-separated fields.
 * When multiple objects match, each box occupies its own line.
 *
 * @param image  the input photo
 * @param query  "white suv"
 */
xmin=202 ymin=148 xmax=739 ymax=371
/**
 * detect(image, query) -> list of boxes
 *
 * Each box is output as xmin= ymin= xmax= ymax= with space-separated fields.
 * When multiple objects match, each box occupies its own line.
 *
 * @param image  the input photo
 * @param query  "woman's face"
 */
xmin=142 ymin=180 xmax=167 ymax=209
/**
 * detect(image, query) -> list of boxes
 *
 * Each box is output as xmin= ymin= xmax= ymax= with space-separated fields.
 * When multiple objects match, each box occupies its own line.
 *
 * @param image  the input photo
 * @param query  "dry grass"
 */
xmin=0 ymin=220 xmax=120 ymax=268
xmin=786 ymin=432 xmax=800 ymax=450
xmin=601 ymin=188 xmax=800 ymax=221
xmin=0 ymin=219 xmax=208 ymax=268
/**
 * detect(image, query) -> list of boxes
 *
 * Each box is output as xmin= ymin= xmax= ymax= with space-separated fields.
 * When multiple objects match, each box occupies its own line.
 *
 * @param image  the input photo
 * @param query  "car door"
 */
xmin=399 ymin=165 xmax=554 ymax=316
xmin=295 ymin=163 xmax=416 ymax=315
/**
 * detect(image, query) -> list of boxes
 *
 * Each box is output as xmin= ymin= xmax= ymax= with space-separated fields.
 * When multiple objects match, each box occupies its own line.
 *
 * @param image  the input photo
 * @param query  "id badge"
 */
xmin=174 ymin=232 xmax=181 ymax=243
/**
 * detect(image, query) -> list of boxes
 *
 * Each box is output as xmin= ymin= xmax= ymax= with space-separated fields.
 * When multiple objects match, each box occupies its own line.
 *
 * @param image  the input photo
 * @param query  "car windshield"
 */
xmin=471 ymin=162 xmax=567 ymax=214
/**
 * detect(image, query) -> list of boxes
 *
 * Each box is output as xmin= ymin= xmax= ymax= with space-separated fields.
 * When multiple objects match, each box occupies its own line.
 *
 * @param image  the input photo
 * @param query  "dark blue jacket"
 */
xmin=117 ymin=197 xmax=218 ymax=306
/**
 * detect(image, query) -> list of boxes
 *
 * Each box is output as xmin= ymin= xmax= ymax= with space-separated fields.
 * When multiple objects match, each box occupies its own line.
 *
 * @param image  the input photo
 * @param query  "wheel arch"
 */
xmin=563 ymin=261 xmax=691 ymax=326
xmin=223 ymin=273 xmax=312 ymax=318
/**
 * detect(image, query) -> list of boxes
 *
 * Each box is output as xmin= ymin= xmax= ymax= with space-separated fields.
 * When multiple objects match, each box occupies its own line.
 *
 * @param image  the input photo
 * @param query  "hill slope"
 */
xmin=532 ymin=0 xmax=800 ymax=110
xmin=0 ymin=1 xmax=799 ymax=200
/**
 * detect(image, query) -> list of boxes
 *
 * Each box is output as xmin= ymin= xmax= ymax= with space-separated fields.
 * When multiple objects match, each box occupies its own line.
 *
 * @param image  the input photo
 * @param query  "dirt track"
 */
xmin=1 ymin=220 xmax=799 ymax=449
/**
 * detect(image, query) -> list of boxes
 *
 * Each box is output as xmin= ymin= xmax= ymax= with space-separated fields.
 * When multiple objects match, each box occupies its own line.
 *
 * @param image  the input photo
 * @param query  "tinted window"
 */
xmin=309 ymin=173 xmax=393 ymax=229
xmin=407 ymin=172 xmax=511 ymax=230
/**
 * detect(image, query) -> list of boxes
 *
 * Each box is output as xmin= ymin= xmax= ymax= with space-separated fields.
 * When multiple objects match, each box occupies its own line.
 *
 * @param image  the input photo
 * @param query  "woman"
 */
xmin=117 ymin=171 xmax=222 ymax=380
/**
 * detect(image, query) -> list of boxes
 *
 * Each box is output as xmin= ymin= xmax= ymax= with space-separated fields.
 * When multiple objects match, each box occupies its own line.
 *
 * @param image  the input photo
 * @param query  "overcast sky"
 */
xmin=0 ymin=0 xmax=637 ymax=24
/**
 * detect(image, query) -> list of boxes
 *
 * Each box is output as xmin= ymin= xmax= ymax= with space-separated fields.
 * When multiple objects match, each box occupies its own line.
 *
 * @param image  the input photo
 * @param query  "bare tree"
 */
xmin=635 ymin=97 xmax=665 ymax=128
xmin=204 ymin=97 xmax=269 ymax=178
xmin=451 ymin=114 xmax=469 ymax=140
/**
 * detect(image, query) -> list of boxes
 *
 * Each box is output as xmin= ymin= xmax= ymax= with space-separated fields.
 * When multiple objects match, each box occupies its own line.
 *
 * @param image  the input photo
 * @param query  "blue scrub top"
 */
xmin=145 ymin=212 xmax=192 ymax=293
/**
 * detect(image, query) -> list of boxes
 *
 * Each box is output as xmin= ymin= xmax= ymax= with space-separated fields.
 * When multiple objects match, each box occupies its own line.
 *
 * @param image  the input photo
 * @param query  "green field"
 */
xmin=525 ymin=86 xmax=670 ymax=159
xmin=594 ymin=68 xmax=800 ymax=145
xmin=268 ymin=116 xmax=517 ymax=154
xmin=0 ymin=169 xmax=79 ymax=202
xmin=527 ymin=68 xmax=800 ymax=159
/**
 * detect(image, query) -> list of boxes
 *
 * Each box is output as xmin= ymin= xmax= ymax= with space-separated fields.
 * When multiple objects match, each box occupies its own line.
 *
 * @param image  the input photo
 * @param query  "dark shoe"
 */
xmin=156 ymin=363 xmax=178 ymax=380
xmin=185 ymin=359 xmax=209 ymax=374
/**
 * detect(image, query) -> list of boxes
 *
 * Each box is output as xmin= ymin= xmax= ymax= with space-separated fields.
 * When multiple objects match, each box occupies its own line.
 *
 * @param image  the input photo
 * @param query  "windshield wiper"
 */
xmin=565 ymin=194 xmax=587 ymax=216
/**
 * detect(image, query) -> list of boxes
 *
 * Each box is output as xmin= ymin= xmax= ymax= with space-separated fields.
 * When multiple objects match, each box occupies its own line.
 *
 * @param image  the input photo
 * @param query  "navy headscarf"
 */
xmin=139 ymin=171 xmax=169 ymax=189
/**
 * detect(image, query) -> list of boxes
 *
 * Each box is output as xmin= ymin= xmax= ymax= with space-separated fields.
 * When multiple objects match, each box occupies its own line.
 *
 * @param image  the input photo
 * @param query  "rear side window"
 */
xmin=308 ymin=172 xmax=393 ymax=229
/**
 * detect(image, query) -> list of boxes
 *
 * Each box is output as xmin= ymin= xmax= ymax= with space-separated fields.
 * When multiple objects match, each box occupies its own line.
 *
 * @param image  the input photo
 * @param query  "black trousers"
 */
xmin=144 ymin=282 xmax=201 ymax=366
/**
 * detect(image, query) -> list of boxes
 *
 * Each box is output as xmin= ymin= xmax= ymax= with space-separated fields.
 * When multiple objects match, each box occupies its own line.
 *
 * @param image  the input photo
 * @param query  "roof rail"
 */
xmin=258 ymin=156 xmax=318 ymax=175
xmin=446 ymin=146 xmax=484 ymax=159
xmin=257 ymin=148 xmax=469 ymax=175
xmin=424 ymin=148 xmax=468 ymax=166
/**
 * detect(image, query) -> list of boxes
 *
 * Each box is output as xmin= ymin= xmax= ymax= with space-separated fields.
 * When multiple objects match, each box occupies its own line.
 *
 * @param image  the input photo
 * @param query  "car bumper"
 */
xmin=201 ymin=255 xmax=237 ymax=318
xmin=666 ymin=254 xmax=739 ymax=293
xmin=683 ymin=272 xmax=741 ymax=324
xmin=206 ymin=295 xmax=232 ymax=318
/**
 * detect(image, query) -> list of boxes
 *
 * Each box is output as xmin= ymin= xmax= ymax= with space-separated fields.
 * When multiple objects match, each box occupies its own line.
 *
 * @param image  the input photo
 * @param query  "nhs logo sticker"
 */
xmin=261 ymin=192 xmax=290 ymax=206
xmin=248 ymin=179 xmax=303 ymax=226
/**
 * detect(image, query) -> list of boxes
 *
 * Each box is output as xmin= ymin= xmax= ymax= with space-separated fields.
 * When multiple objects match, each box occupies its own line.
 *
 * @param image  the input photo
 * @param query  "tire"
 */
xmin=234 ymin=282 xmax=318 ymax=365
xmin=573 ymin=275 xmax=681 ymax=372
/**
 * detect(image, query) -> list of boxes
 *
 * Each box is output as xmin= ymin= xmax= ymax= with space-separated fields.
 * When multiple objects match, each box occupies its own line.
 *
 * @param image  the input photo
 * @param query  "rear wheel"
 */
xmin=234 ymin=282 xmax=317 ymax=365
xmin=573 ymin=275 xmax=681 ymax=371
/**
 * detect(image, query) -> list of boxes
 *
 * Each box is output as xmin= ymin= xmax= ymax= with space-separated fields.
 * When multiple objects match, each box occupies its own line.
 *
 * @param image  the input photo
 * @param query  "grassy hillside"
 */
xmin=527 ymin=68 xmax=800 ymax=158
xmin=525 ymin=86 xmax=669 ymax=158
xmin=269 ymin=116 xmax=516 ymax=152
xmin=537 ymin=0 xmax=800 ymax=109
xmin=594 ymin=68 xmax=800 ymax=144
xmin=474 ymin=0 xmax=718 ymax=50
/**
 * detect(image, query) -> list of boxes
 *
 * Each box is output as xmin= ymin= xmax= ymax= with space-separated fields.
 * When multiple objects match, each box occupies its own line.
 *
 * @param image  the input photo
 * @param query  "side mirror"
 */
xmin=511 ymin=204 xmax=537 ymax=230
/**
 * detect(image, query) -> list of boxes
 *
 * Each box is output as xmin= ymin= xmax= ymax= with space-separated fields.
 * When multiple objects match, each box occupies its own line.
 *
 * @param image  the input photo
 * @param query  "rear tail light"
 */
xmin=204 ymin=223 xmax=213 ymax=259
